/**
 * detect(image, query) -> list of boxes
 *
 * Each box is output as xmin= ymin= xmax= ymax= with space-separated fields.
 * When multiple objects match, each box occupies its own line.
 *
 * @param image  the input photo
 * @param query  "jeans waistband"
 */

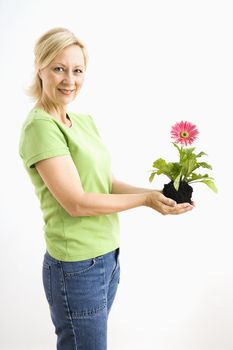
xmin=44 ymin=248 xmax=119 ymax=265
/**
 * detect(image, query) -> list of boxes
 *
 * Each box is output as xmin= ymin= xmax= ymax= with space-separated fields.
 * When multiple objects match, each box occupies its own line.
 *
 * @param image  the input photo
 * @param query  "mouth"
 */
xmin=58 ymin=88 xmax=75 ymax=95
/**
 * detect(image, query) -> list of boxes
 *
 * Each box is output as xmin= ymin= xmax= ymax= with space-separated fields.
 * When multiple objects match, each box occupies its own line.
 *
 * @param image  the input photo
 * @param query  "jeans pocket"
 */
xmin=42 ymin=263 xmax=53 ymax=306
xmin=63 ymin=258 xmax=96 ymax=278
xmin=63 ymin=258 xmax=106 ymax=319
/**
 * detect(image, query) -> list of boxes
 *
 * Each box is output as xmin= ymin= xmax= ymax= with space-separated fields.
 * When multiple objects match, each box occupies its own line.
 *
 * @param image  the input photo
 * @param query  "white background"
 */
xmin=0 ymin=0 xmax=232 ymax=349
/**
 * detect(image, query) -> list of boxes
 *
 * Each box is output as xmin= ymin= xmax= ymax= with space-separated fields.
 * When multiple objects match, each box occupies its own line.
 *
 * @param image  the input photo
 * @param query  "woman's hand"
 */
xmin=145 ymin=191 xmax=194 ymax=215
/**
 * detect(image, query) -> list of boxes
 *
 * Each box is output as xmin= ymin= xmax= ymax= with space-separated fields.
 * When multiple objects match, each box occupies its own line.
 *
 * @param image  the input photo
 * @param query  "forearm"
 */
xmin=74 ymin=192 xmax=150 ymax=217
xmin=74 ymin=188 xmax=192 ymax=217
xmin=111 ymin=178 xmax=154 ymax=194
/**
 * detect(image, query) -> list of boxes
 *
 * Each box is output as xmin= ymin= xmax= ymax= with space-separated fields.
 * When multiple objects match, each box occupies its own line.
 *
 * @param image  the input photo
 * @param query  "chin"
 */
xmin=59 ymin=96 xmax=75 ymax=104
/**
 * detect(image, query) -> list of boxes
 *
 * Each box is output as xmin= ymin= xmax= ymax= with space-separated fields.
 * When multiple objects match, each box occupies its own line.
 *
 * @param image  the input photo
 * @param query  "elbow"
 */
xmin=67 ymin=195 xmax=90 ymax=217
xmin=68 ymin=204 xmax=86 ymax=217
xmin=69 ymin=208 xmax=88 ymax=217
xmin=69 ymin=208 xmax=82 ymax=217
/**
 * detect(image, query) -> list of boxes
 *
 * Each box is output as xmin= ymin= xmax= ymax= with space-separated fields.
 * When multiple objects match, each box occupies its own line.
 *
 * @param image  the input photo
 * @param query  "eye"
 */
xmin=74 ymin=68 xmax=83 ymax=74
xmin=54 ymin=67 xmax=64 ymax=72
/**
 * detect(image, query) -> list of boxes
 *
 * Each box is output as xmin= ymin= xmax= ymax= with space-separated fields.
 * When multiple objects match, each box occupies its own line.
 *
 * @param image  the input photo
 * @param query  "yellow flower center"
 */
xmin=180 ymin=131 xmax=189 ymax=138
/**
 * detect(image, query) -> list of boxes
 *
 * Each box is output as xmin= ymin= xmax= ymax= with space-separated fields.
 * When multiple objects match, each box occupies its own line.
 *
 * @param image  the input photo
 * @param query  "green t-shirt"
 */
xmin=19 ymin=107 xmax=120 ymax=261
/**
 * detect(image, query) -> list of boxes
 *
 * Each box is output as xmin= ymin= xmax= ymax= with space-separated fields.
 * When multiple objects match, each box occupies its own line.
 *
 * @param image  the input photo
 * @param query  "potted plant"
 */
xmin=149 ymin=121 xmax=218 ymax=203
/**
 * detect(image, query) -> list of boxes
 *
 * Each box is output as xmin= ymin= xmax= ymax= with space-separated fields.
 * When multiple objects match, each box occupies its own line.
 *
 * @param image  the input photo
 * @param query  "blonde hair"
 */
xmin=27 ymin=27 xmax=88 ymax=102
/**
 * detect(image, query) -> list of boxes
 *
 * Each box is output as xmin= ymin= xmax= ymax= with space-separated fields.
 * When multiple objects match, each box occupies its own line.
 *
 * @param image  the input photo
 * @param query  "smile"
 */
xmin=58 ymin=88 xmax=75 ymax=95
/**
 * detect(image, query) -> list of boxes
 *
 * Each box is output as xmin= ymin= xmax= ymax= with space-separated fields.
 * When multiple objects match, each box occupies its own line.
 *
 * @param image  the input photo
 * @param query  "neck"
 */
xmin=35 ymin=98 xmax=68 ymax=124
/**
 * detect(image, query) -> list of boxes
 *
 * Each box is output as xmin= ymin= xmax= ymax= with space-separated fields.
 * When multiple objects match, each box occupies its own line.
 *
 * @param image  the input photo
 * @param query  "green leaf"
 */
xmin=196 ymin=151 xmax=207 ymax=158
xmin=151 ymin=158 xmax=177 ymax=180
xmin=152 ymin=158 xmax=167 ymax=168
xmin=188 ymin=173 xmax=211 ymax=182
xmin=149 ymin=172 xmax=156 ymax=183
xmin=198 ymin=162 xmax=212 ymax=170
xmin=185 ymin=147 xmax=196 ymax=155
xmin=186 ymin=159 xmax=198 ymax=177
xmin=174 ymin=173 xmax=182 ymax=191
xmin=200 ymin=180 xmax=218 ymax=193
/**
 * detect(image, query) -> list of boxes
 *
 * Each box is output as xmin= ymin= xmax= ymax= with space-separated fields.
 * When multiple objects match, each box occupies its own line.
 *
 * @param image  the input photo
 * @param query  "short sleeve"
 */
xmin=20 ymin=119 xmax=70 ymax=168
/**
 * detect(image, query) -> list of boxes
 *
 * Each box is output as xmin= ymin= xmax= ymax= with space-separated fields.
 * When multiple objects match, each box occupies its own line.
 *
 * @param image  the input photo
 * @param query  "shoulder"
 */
xmin=19 ymin=108 xmax=66 ymax=148
xmin=20 ymin=108 xmax=64 ymax=140
xmin=22 ymin=108 xmax=55 ymax=129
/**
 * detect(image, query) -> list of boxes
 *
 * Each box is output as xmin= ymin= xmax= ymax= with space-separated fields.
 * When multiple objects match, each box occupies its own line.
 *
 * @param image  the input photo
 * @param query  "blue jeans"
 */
xmin=42 ymin=248 xmax=120 ymax=350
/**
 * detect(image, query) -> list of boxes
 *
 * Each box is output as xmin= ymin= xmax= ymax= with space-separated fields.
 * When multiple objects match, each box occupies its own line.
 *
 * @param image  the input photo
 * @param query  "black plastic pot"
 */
xmin=162 ymin=181 xmax=193 ymax=204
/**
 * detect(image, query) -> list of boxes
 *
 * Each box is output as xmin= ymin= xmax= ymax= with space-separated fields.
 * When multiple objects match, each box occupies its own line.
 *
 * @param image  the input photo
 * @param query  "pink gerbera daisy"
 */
xmin=171 ymin=121 xmax=199 ymax=146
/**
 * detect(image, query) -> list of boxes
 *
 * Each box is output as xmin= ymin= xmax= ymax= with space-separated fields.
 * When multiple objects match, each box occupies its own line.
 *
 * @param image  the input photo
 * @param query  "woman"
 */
xmin=19 ymin=27 xmax=193 ymax=350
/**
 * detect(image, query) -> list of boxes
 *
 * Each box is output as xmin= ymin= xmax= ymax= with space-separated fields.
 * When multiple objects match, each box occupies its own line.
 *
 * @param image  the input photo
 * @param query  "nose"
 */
xmin=62 ymin=70 xmax=75 ymax=85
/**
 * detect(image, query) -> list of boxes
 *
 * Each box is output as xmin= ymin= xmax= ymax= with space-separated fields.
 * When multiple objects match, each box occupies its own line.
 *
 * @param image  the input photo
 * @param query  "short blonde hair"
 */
xmin=27 ymin=27 xmax=88 ymax=101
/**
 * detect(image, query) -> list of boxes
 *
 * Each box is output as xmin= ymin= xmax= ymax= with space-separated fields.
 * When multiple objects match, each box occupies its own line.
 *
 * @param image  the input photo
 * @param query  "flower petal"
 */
xmin=170 ymin=121 xmax=199 ymax=146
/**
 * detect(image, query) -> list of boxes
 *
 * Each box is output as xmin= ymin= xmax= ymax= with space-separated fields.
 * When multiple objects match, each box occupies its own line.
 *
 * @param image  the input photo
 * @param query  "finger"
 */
xmin=161 ymin=194 xmax=177 ymax=207
xmin=177 ymin=202 xmax=193 ymax=209
xmin=172 ymin=203 xmax=194 ymax=215
xmin=163 ymin=202 xmax=193 ymax=215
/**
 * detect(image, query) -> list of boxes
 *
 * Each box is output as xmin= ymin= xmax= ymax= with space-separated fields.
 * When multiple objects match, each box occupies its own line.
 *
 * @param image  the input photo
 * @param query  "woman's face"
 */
xmin=39 ymin=44 xmax=85 ymax=107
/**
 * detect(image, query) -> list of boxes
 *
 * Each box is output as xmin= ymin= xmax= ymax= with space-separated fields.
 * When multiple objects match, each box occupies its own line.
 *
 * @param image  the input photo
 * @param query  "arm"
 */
xmin=35 ymin=155 xmax=193 ymax=217
xmin=111 ymin=175 xmax=156 ymax=194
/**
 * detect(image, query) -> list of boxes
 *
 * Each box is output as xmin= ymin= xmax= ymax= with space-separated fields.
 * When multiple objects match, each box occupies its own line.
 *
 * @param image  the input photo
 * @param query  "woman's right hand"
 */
xmin=145 ymin=191 xmax=194 ymax=215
